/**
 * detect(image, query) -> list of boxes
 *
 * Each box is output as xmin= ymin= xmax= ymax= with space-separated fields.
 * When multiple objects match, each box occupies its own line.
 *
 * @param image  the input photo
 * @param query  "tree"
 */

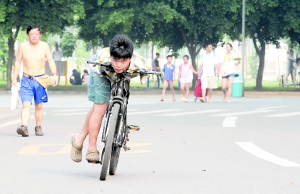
xmin=0 ymin=0 xmax=84 ymax=89
xmin=227 ymin=0 xmax=300 ymax=90
xmin=144 ymin=0 xmax=241 ymax=87
xmin=60 ymin=32 xmax=77 ymax=58
xmin=77 ymin=1 xmax=241 ymax=88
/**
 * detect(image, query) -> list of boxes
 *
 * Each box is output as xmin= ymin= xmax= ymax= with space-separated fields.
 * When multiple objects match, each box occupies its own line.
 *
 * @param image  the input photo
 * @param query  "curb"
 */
xmin=0 ymin=88 xmax=299 ymax=96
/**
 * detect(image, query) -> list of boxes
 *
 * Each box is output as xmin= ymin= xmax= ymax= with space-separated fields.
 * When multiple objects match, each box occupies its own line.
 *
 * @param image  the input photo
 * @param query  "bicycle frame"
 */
xmin=101 ymin=75 xmax=131 ymax=152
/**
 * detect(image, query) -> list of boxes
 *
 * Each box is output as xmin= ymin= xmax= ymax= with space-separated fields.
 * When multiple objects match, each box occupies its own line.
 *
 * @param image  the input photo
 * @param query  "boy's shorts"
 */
xmin=20 ymin=75 xmax=48 ymax=104
xmin=88 ymin=70 xmax=111 ymax=104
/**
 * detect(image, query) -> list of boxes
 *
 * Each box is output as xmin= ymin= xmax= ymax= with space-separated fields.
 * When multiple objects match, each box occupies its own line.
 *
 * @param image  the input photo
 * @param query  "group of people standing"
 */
xmin=155 ymin=43 xmax=240 ymax=103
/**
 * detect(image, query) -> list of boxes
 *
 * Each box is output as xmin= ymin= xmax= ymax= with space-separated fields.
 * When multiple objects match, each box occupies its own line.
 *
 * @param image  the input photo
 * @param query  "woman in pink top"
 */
xmin=82 ymin=69 xmax=90 ymax=85
xmin=178 ymin=55 xmax=198 ymax=102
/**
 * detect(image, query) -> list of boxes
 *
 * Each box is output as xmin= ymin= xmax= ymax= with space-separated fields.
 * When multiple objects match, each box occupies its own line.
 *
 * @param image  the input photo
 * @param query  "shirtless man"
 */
xmin=12 ymin=25 xmax=58 ymax=137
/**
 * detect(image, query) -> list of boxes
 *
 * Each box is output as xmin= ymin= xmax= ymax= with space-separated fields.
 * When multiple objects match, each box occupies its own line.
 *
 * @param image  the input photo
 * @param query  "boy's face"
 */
xmin=111 ymin=57 xmax=131 ymax=73
xmin=167 ymin=56 xmax=172 ymax=63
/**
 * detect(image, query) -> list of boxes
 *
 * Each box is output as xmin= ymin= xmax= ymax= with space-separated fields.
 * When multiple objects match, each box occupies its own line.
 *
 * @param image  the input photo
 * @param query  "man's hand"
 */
xmin=12 ymin=80 xmax=17 ymax=87
xmin=52 ymin=75 xmax=58 ymax=87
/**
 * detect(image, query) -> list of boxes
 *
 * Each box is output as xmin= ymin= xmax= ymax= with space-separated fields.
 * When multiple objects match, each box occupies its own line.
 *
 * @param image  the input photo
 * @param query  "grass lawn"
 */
xmin=0 ymin=78 xmax=299 ymax=91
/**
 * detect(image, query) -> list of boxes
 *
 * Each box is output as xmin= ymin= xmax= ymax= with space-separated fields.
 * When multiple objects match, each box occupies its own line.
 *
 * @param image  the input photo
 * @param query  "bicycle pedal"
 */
xmin=123 ymin=145 xmax=130 ymax=151
xmin=127 ymin=125 xmax=140 ymax=131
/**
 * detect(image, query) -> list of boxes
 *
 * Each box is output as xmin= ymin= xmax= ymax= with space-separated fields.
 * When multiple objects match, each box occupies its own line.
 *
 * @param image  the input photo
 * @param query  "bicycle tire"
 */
xmin=109 ymin=146 xmax=121 ymax=175
xmin=100 ymin=104 xmax=120 ymax=181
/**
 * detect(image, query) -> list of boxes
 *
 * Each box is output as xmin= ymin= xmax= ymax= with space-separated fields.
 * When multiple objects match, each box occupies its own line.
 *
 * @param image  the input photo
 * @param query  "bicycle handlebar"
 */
xmin=87 ymin=60 xmax=162 ymax=76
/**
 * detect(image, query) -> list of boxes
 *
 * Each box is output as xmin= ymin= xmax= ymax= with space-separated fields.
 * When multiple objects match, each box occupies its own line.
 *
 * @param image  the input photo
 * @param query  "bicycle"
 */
xmin=87 ymin=60 xmax=161 ymax=181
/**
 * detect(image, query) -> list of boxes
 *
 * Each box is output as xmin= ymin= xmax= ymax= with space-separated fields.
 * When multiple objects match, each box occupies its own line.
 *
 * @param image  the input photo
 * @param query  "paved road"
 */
xmin=0 ymin=92 xmax=300 ymax=194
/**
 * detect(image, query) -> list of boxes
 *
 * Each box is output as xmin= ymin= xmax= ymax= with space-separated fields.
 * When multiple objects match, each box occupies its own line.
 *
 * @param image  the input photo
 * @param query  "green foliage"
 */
xmin=248 ymin=51 xmax=258 ymax=78
xmin=0 ymin=0 xmax=85 ymax=88
xmin=0 ymin=30 xmax=8 ymax=66
xmin=60 ymin=32 xmax=77 ymax=58
xmin=226 ymin=0 xmax=300 ymax=90
xmin=75 ymin=42 xmax=90 ymax=70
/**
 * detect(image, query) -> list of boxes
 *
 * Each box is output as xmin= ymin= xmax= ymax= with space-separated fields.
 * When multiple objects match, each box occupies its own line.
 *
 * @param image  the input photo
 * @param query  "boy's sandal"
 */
xmin=86 ymin=150 xmax=100 ymax=164
xmin=71 ymin=135 xmax=83 ymax=162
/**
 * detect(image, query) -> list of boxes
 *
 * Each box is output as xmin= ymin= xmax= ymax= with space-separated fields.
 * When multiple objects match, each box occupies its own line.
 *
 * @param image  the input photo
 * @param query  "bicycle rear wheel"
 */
xmin=100 ymin=104 xmax=120 ymax=181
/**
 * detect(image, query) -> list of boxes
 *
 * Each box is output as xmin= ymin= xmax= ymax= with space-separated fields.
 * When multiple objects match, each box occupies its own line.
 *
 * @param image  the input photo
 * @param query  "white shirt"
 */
xmin=200 ymin=52 xmax=217 ymax=76
xmin=52 ymin=49 xmax=63 ymax=61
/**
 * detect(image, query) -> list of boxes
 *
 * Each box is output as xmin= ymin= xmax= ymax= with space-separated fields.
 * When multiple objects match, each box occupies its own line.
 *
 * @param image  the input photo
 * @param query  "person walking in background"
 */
xmin=285 ymin=50 xmax=297 ymax=86
xmin=198 ymin=43 xmax=218 ymax=103
xmin=52 ymin=42 xmax=63 ymax=61
xmin=52 ymin=42 xmax=63 ymax=84
xmin=82 ymin=69 xmax=90 ymax=85
xmin=161 ymin=54 xmax=176 ymax=102
xmin=178 ymin=55 xmax=198 ymax=102
xmin=152 ymin=53 xmax=161 ymax=87
xmin=12 ymin=25 xmax=58 ymax=137
xmin=220 ymin=43 xmax=240 ymax=103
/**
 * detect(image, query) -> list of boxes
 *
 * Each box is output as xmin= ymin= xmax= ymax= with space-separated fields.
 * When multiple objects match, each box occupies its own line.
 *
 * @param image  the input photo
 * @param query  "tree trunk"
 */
xmin=6 ymin=38 xmax=15 ymax=89
xmin=102 ymin=35 xmax=110 ymax=47
xmin=251 ymin=35 xmax=266 ymax=91
xmin=255 ymin=42 xmax=265 ymax=90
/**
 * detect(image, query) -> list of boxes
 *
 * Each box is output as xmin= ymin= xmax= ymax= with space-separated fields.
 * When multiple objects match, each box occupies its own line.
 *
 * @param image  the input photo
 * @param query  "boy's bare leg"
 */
xmin=87 ymin=103 xmax=108 ymax=151
xmin=161 ymin=80 xmax=168 ymax=100
xmin=74 ymin=108 xmax=93 ymax=147
xmin=170 ymin=81 xmax=175 ymax=100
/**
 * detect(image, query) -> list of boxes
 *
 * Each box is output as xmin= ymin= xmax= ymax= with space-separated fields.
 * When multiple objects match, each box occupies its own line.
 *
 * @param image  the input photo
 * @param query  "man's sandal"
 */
xmin=71 ymin=135 xmax=83 ymax=162
xmin=85 ymin=150 xmax=100 ymax=164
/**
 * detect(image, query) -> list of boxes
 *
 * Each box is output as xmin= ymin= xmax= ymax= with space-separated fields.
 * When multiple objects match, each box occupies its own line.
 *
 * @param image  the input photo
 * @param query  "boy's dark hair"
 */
xmin=183 ymin=55 xmax=189 ymax=59
xmin=156 ymin=53 xmax=160 ymax=57
xmin=27 ymin=25 xmax=42 ymax=34
xmin=110 ymin=34 xmax=134 ymax=59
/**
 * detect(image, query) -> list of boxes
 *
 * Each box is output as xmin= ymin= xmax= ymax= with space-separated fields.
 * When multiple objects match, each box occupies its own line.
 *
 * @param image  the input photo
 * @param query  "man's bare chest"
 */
xmin=23 ymin=48 xmax=46 ymax=62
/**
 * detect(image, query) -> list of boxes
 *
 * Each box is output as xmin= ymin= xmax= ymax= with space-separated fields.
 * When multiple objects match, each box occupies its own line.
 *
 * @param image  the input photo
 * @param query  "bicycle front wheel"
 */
xmin=100 ymin=103 xmax=120 ymax=181
xmin=109 ymin=146 xmax=121 ymax=175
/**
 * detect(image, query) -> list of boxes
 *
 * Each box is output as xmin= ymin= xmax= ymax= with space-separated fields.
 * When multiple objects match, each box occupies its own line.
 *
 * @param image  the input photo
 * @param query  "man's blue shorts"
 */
xmin=20 ymin=75 xmax=48 ymax=104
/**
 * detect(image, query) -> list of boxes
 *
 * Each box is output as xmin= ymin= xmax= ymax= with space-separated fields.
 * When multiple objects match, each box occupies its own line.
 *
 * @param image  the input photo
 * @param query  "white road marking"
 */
xmin=223 ymin=117 xmax=237 ymax=127
xmin=0 ymin=113 xmax=46 ymax=129
xmin=128 ymin=109 xmax=183 ymax=115
xmin=159 ymin=109 xmax=226 ymax=116
xmin=266 ymin=112 xmax=300 ymax=117
xmin=0 ymin=111 xmax=21 ymax=119
xmin=236 ymin=142 xmax=300 ymax=167
xmin=128 ymin=109 xmax=139 ymax=111
xmin=255 ymin=106 xmax=286 ymax=110
xmin=212 ymin=110 xmax=274 ymax=117
xmin=52 ymin=109 xmax=89 ymax=113
xmin=18 ymin=142 xmax=152 ymax=155
xmin=54 ymin=112 xmax=87 ymax=116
